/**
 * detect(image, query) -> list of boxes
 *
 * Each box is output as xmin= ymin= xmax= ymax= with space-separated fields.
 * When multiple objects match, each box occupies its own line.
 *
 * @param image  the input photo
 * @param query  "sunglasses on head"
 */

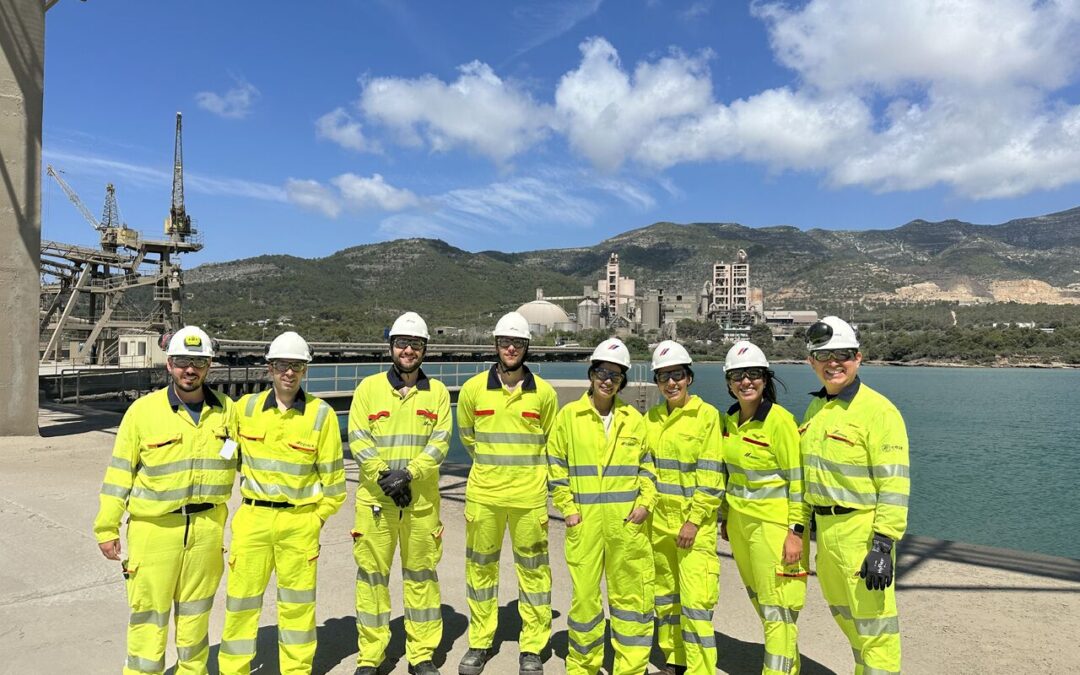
xmin=654 ymin=368 xmax=689 ymax=383
xmin=392 ymin=337 xmax=426 ymax=351
xmin=811 ymin=349 xmax=857 ymax=363
xmin=270 ymin=360 xmax=308 ymax=373
xmin=496 ymin=337 xmax=528 ymax=350
xmin=726 ymin=367 xmax=766 ymax=382
xmin=172 ymin=356 xmax=210 ymax=369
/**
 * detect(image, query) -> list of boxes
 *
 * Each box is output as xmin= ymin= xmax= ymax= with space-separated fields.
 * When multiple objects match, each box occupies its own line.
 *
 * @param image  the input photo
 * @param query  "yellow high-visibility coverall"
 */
xmin=721 ymin=399 xmax=808 ymax=675
xmin=93 ymin=386 xmax=237 ymax=675
xmin=800 ymin=377 xmax=909 ymax=675
xmin=548 ymin=393 xmax=658 ymax=675
xmin=219 ymin=389 xmax=345 ymax=675
xmin=348 ymin=368 xmax=452 ymax=669
xmin=457 ymin=365 xmax=559 ymax=654
xmin=644 ymin=395 xmax=725 ymax=675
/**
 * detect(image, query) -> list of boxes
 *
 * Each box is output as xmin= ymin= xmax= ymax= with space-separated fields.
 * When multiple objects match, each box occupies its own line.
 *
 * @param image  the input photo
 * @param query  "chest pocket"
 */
xmin=676 ymin=432 xmax=704 ymax=463
xmin=520 ymin=409 xmax=542 ymax=432
xmin=823 ymin=423 xmax=866 ymax=464
xmin=739 ymin=434 xmax=775 ymax=470
xmin=140 ymin=433 xmax=182 ymax=463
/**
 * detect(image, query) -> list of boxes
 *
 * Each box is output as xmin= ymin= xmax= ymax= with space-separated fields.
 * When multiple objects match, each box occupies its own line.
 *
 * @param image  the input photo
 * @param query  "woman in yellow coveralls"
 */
xmin=718 ymin=341 xmax=808 ymax=675
xmin=547 ymin=338 xmax=658 ymax=675
xmin=645 ymin=340 xmax=725 ymax=675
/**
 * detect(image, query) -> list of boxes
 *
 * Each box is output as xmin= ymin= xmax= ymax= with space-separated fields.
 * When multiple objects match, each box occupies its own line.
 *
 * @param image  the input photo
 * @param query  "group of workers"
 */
xmin=94 ymin=310 xmax=909 ymax=675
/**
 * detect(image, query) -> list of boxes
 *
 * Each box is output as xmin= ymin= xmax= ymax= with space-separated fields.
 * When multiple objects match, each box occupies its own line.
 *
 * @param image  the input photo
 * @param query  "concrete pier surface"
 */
xmin=2 ymin=403 xmax=1077 ymax=674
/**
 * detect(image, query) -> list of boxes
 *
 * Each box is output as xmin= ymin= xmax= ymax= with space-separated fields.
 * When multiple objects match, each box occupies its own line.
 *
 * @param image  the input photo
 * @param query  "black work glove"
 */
xmin=859 ymin=533 xmax=894 ymax=590
xmin=392 ymin=483 xmax=413 ymax=509
xmin=378 ymin=469 xmax=411 ymax=497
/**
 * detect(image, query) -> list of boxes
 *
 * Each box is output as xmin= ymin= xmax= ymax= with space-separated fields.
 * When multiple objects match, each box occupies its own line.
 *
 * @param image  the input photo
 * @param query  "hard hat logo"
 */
xmin=724 ymin=340 xmax=769 ymax=371
xmin=184 ymin=335 xmax=202 ymax=347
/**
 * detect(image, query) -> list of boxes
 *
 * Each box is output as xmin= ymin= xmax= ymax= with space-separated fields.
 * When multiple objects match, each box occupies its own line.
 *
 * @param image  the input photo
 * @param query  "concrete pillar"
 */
xmin=0 ymin=0 xmax=44 ymax=435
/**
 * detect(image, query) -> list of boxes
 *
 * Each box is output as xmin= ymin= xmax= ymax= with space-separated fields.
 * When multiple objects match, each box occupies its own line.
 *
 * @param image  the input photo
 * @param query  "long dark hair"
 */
xmin=727 ymin=368 xmax=786 ymax=402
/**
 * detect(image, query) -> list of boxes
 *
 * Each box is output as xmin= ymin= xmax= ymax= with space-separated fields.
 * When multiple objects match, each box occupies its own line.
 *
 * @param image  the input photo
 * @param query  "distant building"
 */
xmin=118 ymin=331 xmax=167 ymax=368
xmin=516 ymin=299 xmax=573 ymax=336
xmin=709 ymin=249 xmax=751 ymax=323
xmin=763 ymin=310 xmax=819 ymax=340
xmin=597 ymin=253 xmax=637 ymax=326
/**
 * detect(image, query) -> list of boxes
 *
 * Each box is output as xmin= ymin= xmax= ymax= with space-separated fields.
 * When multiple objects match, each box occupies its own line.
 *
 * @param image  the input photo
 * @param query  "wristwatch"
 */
xmin=790 ymin=524 xmax=805 ymax=535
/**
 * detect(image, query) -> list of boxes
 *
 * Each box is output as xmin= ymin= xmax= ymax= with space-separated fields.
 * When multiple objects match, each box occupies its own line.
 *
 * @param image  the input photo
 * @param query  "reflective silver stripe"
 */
xmin=806 ymin=482 xmax=877 ymax=506
xmin=726 ymin=483 xmax=787 ymax=500
xmin=764 ymin=651 xmax=794 ymax=673
xmin=422 ymin=444 xmax=446 ymax=462
xmin=356 ymin=568 xmax=390 ymax=587
xmin=656 ymin=458 xmax=694 ymax=472
xmin=430 ymin=429 xmax=450 ymax=442
xmin=350 ymin=429 xmax=374 ymax=443
xmin=569 ymin=465 xmax=598 ymax=477
xmin=473 ymin=453 xmax=545 ymax=466
xmin=680 ymin=630 xmax=716 ymax=648
xmin=863 ymin=667 xmax=901 ymax=675
xmin=101 ymin=482 xmax=130 ymax=499
xmin=697 ymin=459 xmax=724 ymax=473
xmin=809 ymin=454 xmax=909 ymax=481
xmin=567 ymin=611 xmax=605 ymax=633
xmin=829 ymin=604 xmax=853 ymax=620
xmin=176 ymin=635 xmax=209 ymax=662
xmin=519 ymin=590 xmax=551 ymax=606
xmin=474 ymin=432 xmax=545 ymax=445
xmin=548 ymin=478 xmax=569 ymax=489
xmin=681 ymin=607 xmax=713 ymax=621
xmin=726 ymin=465 xmax=785 ymax=483
xmin=246 ymin=456 xmax=315 ymax=476
xmin=548 ymin=455 xmax=568 ymax=469
xmin=109 ymin=457 xmax=133 ymax=472
xmin=658 ymin=614 xmax=680 ymax=625
xmin=240 ymin=475 xmax=321 ymax=501
xmin=466 ymin=547 xmax=501 ymax=565
xmin=376 ymin=433 xmax=428 ymax=447
xmin=245 ymin=395 xmax=260 ymax=416
xmin=130 ymin=483 xmax=230 ymax=501
xmin=641 ymin=452 xmax=654 ymax=464
xmin=403 ymin=567 xmax=439 ymax=583
xmin=760 ymin=604 xmax=798 ymax=624
xmin=641 ymin=468 xmax=657 ymax=484
xmin=569 ymin=634 xmax=606 ymax=654
xmin=278 ymin=587 xmax=316 ymax=604
xmin=878 ymin=491 xmax=909 ymax=507
xmin=655 ymin=593 xmax=680 ymax=606
xmin=610 ymin=607 xmax=653 ymax=624
xmin=612 ymin=629 xmax=652 ymax=646
xmin=219 ymin=638 xmax=256 ymax=656
xmin=698 ymin=486 xmax=724 ymax=498
xmin=127 ymin=654 xmax=165 ymax=672
xmin=467 ymin=584 xmax=498 ymax=602
xmin=657 ymin=482 xmax=694 ymax=498
xmin=129 ymin=609 xmax=169 ymax=627
xmin=279 ymin=628 xmax=317 ymax=644
xmin=174 ymin=596 xmax=214 ymax=616
xmin=317 ymin=458 xmax=345 ymax=474
xmin=141 ymin=457 xmax=235 ymax=476
xmin=513 ymin=551 xmax=549 ymax=569
xmin=355 ymin=446 xmax=379 ymax=461
xmin=386 ymin=458 xmax=411 ymax=470
xmin=459 ymin=426 xmax=474 ymax=437
xmin=313 ymin=403 xmax=331 ymax=432
xmin=854 ymin=616 xmax=900 ymax=635
xmin=603 ymin=464 xmax=638 ymax=477
xmin=790 ymin=492 xmax=804 ymax=502
xmin=404 ymin=606 xmax=442 ymax=622
xmin=356 ymin=610 xmax=391 ymax=627
xmin=782 ymin=467 xmax=804 ymax=481
xmin=226 ymin=594 xmax=264 ymax=611
xmin=576 ymin=490 xmax=638 ymax=505
xmin=324 ymin=481 xmax=346 ymax=496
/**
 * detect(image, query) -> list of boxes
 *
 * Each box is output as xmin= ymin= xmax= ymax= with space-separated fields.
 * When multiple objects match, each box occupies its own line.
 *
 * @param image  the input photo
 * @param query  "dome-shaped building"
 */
xmin=516 ymin=300 xmax=572 ymax=336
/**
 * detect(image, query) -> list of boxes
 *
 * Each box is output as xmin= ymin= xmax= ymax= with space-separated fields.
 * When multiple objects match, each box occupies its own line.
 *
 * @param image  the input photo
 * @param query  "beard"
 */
xmin=392 ymin=353 xmax=421 ymax=375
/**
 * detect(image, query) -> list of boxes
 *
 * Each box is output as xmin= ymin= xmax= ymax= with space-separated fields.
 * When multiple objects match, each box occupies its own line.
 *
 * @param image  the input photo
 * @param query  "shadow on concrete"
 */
xmin=894 ymin=534 xmax=1080 ymax=589
xmin=38 ymin=402 xmax=122 ymax=437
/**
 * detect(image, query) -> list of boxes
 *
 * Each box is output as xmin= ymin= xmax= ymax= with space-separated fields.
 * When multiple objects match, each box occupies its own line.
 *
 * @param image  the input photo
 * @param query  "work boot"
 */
xmin=409 ymin=661 xmax=440 ymax=675
xmin=458 ymin=648 xmax=491 ymax=675
xmin=519 ymin=652 xmax=543 ymax=674
xmin=354 ymin=668 xmax=378 ymax=675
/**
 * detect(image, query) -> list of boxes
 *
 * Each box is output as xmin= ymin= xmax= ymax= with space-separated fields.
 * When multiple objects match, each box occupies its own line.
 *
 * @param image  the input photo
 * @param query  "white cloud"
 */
xmin=315 ymin=108 xmax=378 ymax=153
xmin=285 ymin=179 xmax=341 ymax=218
xmin=680 ymin=1 xmax=711 ymax=21
xmin=195 ymin=79 xmax=260 ymax=119
xmin=357 ymin=61 xmax=551 ymax=163
xmin=508 ymin=0 xmax=605 ymax=59
xmin=332 ymin=173 xmax=419 ymax=211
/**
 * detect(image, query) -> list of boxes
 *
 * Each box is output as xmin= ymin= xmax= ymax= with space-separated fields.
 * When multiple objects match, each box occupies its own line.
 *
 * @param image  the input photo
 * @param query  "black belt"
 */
xmin=171 ymin=502 xmax=215 ymax=515
xmin=243 ymin=498 xmax=296 ymax=509
xmin=813 ymin=505 xmax=857 ymax=516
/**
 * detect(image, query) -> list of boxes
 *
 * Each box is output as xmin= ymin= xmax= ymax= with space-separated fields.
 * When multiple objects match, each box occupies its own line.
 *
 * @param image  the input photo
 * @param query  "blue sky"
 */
xmin=42 ymin=1 xmax=1080 ymax=265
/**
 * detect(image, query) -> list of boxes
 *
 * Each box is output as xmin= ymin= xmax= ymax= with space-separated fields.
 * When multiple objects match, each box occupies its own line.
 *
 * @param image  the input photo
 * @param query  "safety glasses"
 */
xmin=392 ymin=337 xmax=426 ymax=351
xmin=811 ymin=349 xmax=857 ymax=363
xmin=654 ymin=368 xmax=688 ymax=383
xmin=270 ymin=360 xmax=308 ymax=373
xmin=590 ymin=367 xmax=624 ymax=383
xmin=171 ymin=356 xmax=210 ymax=369
xmin=496 ymin=337 xmax=527 ymax=350
xmin=726 ymin=367 xmax=766 ymax=382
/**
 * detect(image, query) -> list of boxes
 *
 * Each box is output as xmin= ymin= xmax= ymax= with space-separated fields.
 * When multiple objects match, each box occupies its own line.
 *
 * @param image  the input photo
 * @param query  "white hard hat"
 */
xmin=651 ymin=340 xmax=692 ymax=371
xmin=724 ymin=341 xmax=769 ymax=371
xmin=266 ymin=331 xmax=311 ymax=362
xmin=389 ymin=312 xmax=430 ymax=340
xmin=590 ymin=337 xmax=631 ymax=369
xmin=806 ymin=316 xmax=859 ymax=351
xmin=493 ymin=312 xmax=530 ymax=340
xmin=167 ymin=326 xmax=214 ymax=357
